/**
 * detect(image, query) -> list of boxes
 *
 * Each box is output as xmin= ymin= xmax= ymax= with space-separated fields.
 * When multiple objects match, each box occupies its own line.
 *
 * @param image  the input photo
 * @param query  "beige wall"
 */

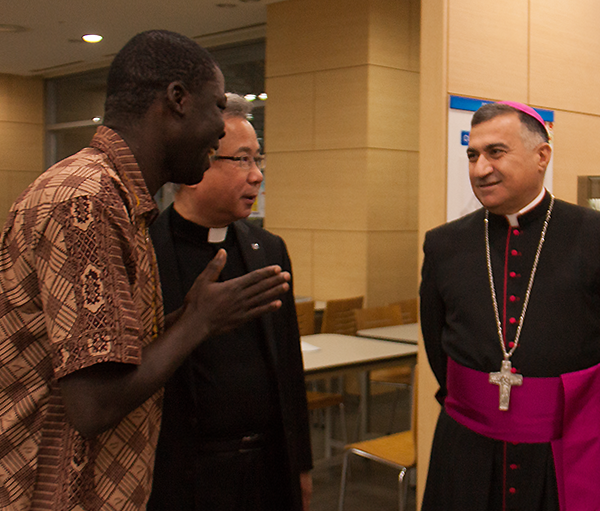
xmin=0 ymin=74 xmax=45 ymax=226
xmin=418 ymin=0 xmax=600 ymax=506
xmin=265 ymin=0 xmax=421 ymax=307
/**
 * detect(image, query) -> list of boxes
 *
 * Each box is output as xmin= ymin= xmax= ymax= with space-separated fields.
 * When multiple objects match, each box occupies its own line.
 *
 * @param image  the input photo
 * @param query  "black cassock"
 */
xmin=420 ymin=191 xmax=600 ymax=510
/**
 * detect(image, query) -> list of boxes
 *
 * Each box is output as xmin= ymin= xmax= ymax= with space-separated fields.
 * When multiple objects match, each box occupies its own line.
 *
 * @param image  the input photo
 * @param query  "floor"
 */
xmin=308 ymin=384 xmax=416 ymax=511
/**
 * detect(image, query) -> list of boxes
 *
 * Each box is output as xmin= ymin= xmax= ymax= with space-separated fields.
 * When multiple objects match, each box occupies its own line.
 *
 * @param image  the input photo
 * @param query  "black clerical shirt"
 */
xmin=169 ymin=207 xmax=279 ymax=438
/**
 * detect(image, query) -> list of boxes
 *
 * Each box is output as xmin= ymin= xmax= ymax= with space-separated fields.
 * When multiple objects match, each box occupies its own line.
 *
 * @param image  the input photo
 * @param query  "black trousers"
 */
xmin=190 ymin=433 xmax=292 ymax=511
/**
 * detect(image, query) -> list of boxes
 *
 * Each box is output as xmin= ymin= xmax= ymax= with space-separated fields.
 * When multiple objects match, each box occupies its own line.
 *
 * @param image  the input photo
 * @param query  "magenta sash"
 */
xmin=445 ymin=357 xmax=600 ymax=511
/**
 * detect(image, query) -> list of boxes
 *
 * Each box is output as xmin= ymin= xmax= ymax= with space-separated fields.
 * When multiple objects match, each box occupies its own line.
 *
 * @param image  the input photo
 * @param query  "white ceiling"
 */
xmin=1 ymin=0 xmax=282 ymax=77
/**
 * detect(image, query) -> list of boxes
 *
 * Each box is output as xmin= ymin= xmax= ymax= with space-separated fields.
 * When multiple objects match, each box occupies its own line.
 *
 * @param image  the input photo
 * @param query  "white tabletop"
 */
xmin=302 ymin=333 xmax=417 ymax=379
xmin=355 ymin=322 xmax=420 ymax=344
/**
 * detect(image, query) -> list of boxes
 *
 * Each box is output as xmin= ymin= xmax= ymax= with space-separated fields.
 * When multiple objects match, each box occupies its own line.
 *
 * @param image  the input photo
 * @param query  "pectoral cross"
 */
xmin=489 ymin=359 xmax=523 ymax=411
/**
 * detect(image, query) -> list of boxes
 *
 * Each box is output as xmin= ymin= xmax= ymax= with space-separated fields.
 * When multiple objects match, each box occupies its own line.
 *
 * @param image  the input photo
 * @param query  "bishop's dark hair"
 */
xmin=104 ymin=30 xmax=217 ymax=124
xmin=471 ymin=102 xmax=549 ymax=144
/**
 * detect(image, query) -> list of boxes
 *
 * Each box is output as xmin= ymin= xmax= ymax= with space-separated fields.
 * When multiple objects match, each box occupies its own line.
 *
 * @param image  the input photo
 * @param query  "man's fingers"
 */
xmin=200 ymin=249 xmax=227 ymax=282
xmin=234 ymin=265 xmax=288 ymax=289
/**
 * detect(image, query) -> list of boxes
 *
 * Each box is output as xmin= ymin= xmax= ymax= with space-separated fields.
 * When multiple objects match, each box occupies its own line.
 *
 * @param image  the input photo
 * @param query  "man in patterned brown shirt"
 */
xmin=0 ymin=30 xmax=290 ymax=511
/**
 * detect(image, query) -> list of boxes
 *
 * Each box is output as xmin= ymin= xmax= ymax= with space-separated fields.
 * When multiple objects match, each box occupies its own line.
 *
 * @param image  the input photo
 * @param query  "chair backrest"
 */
xmin=354 ymin=304 xmax=403 ymax=330
xmin=391 ymin=298 xmax=418 ymax=324
xmin=295 ymin=300 xmax=315 ymax=336
xmin=320 ymin=296 xmax=364 ymax=335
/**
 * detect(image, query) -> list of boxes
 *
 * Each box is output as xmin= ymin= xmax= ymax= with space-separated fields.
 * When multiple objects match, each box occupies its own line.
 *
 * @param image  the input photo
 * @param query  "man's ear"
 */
xmin=537 ymin=142 xmax=552 ymax=172
xmin=165 ymin=81 xmax=189 ymax=116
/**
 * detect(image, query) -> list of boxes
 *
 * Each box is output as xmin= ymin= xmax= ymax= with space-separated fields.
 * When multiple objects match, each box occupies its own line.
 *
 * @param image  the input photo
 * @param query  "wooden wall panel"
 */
xmin=0 ymin=123 xmax=44 ymax=172
xmin=267 ymin=227 xmax=314 ymax=297
xmin=366 ymin=230 xmax=418 ymax=306
xmin=312 ymin=230 xmax=367 ymax=300
xmin=367 ymin=67 xmax=419 ymax=151
xmin=530 ymin=0 xmax=600 ymax=114
xmin=265 ymin=74 xmax=315 ymax=153
xmin=0 ymin=74 xmax=44 ymax=123
xmin=266 ymin=0 xmax=369 ymax=77
xmin=314 ymin=67 xmax=368 ymax=150
xmin=447 ymin=0 xmax=528 ymax=101
xmin=551 ymin=110 xmax=600 ymax=204
xmin=367 ymin=149 xmax=418 ymax=231
xmin=418 ymin=0 xmax=448 ymax=505
xmin=265 ymin=150 xmax=369 ymax=231
xmin=369 ymin=0 xmax=421 ymax=72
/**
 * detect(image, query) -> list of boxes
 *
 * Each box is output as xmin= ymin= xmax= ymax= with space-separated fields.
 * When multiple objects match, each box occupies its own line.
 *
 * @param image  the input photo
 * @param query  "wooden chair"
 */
xmin=354 ymin=304 xmax=403 ymax=331
xmin=355 ymin=305 xmax=413 ymax=432
xmin=320 ymin=296 xmax=364 ymax=334
xmin=306 ymin=390 xmax=348 ymax=459
xmin=295 ymin=299 xmax=315 ymax=336
xmin=338 ymin=366 xmax=418 ymax=511
xmin=390 ymin=298 xmax=418 ymax=324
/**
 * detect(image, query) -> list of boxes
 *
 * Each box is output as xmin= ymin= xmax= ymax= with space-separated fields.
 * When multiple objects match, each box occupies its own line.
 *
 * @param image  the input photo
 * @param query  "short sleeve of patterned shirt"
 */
xmin=0 ymin=127 xmax=164 ymax=511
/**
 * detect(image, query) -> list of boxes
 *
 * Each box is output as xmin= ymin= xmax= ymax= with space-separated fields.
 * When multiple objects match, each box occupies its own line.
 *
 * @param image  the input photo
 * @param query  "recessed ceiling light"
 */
xmin=82 ymin=34 xmax=103 ymax=43
xmin=0 ymin=24 xmax=28 ymax=33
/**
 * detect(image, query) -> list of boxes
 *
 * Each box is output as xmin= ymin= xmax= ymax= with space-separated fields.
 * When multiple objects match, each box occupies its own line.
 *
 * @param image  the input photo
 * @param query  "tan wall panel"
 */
xmin=0 ymin=123 xmax=44 ymax=172
xmin=265 ymin=227 xmax=314 ymax=298
xmin=369 ymin=0 xmax=421 ymax=72
xmin=366 ymin=230 xmax=418 ymax=307
xmin=530 ymin=0 xmax=600 ymax=114
xmin=0 ymin=75 xmax=44 ymax=124
xmin=265 ymin=74 xmax=315 ymax=153
xmin=418 ymin=0 xmax=449 ymax=506
xmin=447 ymin=0 xmax=528 ymax=101
xmin=551 ymin=110 xmax=600 ymax=205
xmin=0 ymin=170 xmax=42 ymax=226
xmin=367 ymin=149 xmax=418 ymax=231
xmin=266 ymin=0 xmax=369 ymax=77
xmin=265 ymin=150 xmax=369 ymax=231
xmin=312 ymin=230 xmax=367 ymax=301
xmin=368 ymin=67 xmax=419 ymax=151
xmin=314 ymin=67 xmax=368 ymax=150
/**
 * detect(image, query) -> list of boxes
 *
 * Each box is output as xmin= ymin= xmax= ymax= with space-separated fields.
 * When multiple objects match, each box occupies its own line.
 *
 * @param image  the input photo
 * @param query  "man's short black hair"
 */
xmin=471 ymin=102 xmax=549 ymax=144
xmin=104 ymin=30 xmax=218 ymax=123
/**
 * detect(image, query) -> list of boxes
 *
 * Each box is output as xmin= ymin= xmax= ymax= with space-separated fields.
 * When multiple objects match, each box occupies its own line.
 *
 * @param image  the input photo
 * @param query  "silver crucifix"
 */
xmin=489 ymin=359 xmax=523 ymax=411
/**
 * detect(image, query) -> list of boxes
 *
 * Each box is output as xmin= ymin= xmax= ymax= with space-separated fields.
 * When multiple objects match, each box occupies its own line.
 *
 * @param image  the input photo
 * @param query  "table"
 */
xmin=356 ymin=322 xmax=420 ymax=344
xmin=302 ymin=333 xmax=418 ymax=441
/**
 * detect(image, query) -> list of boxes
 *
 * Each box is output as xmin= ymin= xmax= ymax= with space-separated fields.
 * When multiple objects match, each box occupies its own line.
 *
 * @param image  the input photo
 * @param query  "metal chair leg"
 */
xmin=338 ymin=450 xmax=351 ymax=511
xmin=397 ymin=467 xmax=408 ymax=511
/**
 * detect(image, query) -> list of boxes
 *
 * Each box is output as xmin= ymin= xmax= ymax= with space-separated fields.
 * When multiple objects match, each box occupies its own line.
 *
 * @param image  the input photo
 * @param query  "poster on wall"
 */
xmin=447 ymin=95 xmax=554 ymax=222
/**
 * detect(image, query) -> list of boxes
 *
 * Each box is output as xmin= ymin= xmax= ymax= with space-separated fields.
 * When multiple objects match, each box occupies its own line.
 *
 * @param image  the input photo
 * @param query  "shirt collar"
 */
xmin=505 ymin=188 xmax=547 ymax=227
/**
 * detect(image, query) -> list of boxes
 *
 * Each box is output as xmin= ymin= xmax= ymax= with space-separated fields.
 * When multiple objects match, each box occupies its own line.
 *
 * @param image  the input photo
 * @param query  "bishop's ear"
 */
xmin=537 ymin=143 xmax=552 ymax=171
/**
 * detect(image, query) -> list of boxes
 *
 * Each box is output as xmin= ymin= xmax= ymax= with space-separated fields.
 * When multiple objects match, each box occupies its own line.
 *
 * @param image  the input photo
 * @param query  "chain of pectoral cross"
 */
xmin=484 ymin=196 xmax=554 ymax=411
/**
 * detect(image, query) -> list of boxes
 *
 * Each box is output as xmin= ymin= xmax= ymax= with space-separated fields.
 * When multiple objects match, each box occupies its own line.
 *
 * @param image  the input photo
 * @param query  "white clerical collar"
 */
xmin=207 ymin=226 xmax=228 ymax=243
xmin=505 ymin=188 xmax=546 ymax=227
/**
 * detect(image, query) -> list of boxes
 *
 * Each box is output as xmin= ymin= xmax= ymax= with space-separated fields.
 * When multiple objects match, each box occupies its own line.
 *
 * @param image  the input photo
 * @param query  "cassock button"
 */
xmin=509 ymin=295 xmax=519 ymax=302
xmin=509 ymin=317 xmax=518 ymax=324
xmin=509 ymin=271 xmax=517 ymax=278
xmin=510 ymin=249 xmax=520 ymax=256
xmin=513 ymin=229 xmax=520 ymax=236
xmin=510 ymin=464 xmax=519 ymax=470
xmin=509 ymin=487 xmax=517 ymax=495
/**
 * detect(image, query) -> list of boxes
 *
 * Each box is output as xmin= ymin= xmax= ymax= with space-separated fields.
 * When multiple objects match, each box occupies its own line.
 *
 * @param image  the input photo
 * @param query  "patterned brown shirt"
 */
xmin=0 ymin=126 xmax=164 ymax=510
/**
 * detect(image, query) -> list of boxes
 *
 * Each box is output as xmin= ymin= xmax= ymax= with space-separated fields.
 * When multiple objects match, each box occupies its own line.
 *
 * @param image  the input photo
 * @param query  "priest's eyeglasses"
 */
xmin=212 ymin=155 xmax=266 ymax=172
